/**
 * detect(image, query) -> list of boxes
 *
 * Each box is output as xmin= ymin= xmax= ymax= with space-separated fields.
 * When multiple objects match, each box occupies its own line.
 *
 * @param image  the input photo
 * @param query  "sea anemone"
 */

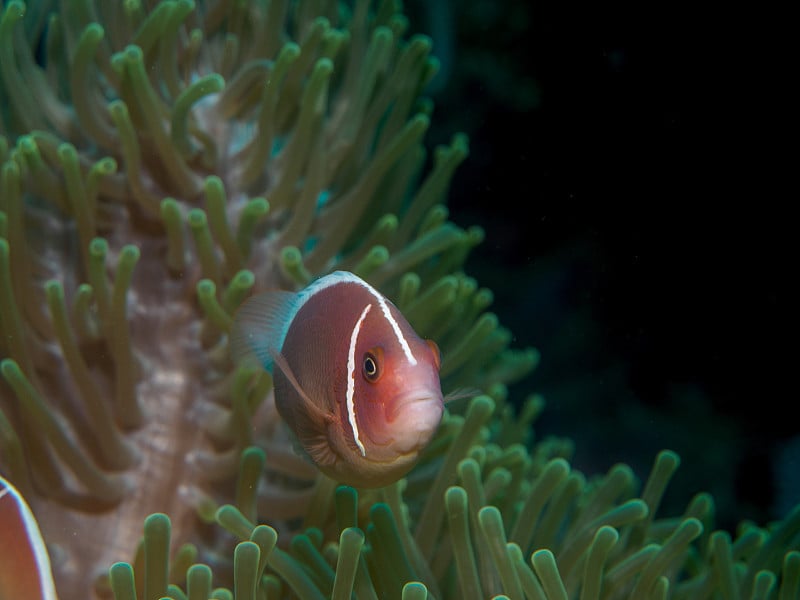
xmin=1 ymin=1 xmax=798 ymax=599
xmin=0 ymin=0 xmax=532 ymax=597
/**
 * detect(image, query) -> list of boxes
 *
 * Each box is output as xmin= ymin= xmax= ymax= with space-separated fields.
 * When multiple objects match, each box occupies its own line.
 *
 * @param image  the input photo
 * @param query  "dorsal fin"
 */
xmin=230 ymin=272 xmax=357 ymax=372
xmin=230 ymin=290 xmax=299 ymax=372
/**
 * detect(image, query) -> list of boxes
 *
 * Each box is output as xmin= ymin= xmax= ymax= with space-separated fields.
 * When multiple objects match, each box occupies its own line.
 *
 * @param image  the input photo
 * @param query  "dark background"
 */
xmin=407 ymin=0 xmax=794 ymax=530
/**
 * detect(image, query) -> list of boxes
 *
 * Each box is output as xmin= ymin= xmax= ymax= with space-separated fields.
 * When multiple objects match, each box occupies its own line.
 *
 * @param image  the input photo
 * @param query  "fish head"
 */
xmin=327 ymin=302 xmax=444 ymax=487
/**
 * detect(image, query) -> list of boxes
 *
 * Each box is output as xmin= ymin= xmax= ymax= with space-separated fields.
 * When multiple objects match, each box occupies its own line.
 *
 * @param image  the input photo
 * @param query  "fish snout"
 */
xmin=385 ymin=390 xmax=444 ymax=454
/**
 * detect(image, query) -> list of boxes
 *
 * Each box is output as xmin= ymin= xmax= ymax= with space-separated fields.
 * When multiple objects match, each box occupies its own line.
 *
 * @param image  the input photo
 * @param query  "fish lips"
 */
xmin=384 ymin=389 xmax=444 ymax=454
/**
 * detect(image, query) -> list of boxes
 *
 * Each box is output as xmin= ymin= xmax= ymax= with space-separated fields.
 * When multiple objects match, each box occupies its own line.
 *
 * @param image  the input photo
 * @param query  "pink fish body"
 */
xmin=232 ymin=271 xmax=444 ymax=488
xmin=0 ymin=475 xmax=58 ymax=600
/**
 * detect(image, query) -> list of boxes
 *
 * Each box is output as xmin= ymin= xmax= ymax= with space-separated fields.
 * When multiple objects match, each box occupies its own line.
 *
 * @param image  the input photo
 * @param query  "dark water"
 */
xmin=408 ymin=0 xmax=793 ymax=530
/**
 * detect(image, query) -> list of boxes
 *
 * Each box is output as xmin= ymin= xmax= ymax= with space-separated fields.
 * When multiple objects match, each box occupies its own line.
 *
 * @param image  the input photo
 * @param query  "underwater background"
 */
xmin=1 ymin=0 xmax=795 ymax=597
xmin=405 ymin=0 xmax=795 ymax=530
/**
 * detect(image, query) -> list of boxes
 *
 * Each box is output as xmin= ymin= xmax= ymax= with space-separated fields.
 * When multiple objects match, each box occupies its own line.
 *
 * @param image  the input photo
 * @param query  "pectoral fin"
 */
xmin=303 ymin=435 xmax=339 ymax=468
xmin=270 ymin=350 xmax=338 ymax=468
xmin=270 ymin=350 xmax=333 ymax=426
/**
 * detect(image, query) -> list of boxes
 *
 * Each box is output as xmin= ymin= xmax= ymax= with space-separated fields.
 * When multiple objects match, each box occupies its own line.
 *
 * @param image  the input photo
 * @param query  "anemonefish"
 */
xmin=231 ymin=271 xmax=444 ymax=488
xmin=0 ymin=475 xmax=58 ymax=600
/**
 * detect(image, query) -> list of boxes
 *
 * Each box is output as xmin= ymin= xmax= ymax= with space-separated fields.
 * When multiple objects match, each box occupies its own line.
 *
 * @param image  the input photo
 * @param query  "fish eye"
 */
xmin=362 ymin=350 xmax=382 ymax=382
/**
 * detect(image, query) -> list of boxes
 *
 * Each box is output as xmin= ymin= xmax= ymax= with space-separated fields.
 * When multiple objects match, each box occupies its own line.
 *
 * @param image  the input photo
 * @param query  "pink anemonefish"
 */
xmin=231 ymin=271 xmax=444 ymax=488
xmin=0 ymin=474 xmax=58 ymax=600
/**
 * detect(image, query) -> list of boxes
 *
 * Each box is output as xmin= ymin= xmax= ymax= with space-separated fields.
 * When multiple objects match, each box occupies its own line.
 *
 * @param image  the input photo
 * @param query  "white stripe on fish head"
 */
xmin=302 ymin=272 xmax=418 ymax=366
xmin=346 ymin=303 xmax=372 ymax=457
xmin=368 ymin=286 xmax=417 ymax=366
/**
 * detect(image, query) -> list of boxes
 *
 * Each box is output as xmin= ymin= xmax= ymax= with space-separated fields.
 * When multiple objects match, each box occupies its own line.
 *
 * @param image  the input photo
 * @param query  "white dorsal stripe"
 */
xmin=232 ymin=272 xmax=417 ymax=374
xmin=0 ymin=477 xmax=58 ymax=600
xmin=302 ymin=271 xmax=417 ymax=366
xmin=347 ymin=304 xmax=371 ymax=457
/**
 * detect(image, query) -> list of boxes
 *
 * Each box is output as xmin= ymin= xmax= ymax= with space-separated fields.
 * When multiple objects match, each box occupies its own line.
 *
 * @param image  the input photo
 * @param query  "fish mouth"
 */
xmin=385 ymin=391 xmax=444 ymax=454
xmin=386 ymin=391 xmax=443 ymax=424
